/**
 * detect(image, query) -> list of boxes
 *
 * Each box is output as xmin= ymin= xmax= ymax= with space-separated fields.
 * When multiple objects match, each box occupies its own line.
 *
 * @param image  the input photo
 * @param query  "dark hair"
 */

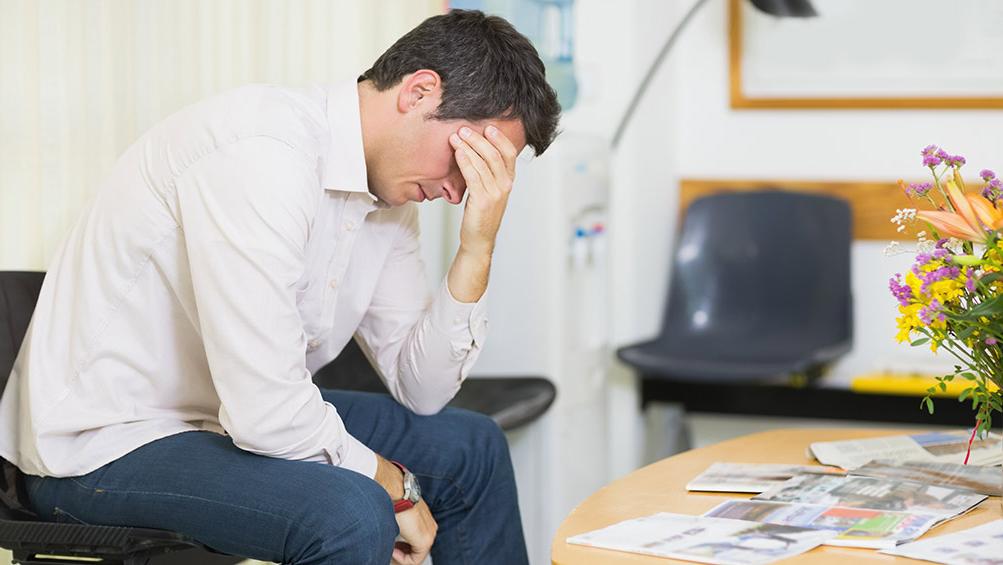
xmin=359 ymin=9 xmax=560 ymax=156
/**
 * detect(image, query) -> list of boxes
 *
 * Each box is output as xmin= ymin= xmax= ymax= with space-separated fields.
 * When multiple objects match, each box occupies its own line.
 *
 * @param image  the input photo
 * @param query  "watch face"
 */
xmin=407 ymin=472 xmax=422 ymax=503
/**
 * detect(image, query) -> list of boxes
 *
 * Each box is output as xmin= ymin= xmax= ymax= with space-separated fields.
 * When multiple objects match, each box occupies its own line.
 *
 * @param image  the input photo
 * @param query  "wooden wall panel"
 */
xmin=678 ymin=179 xmax=917 ymax=241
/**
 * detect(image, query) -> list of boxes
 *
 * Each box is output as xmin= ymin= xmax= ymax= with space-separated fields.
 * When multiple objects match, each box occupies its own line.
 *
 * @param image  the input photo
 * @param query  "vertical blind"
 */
xmin=0 ymin=0 xmax=442 ymax=270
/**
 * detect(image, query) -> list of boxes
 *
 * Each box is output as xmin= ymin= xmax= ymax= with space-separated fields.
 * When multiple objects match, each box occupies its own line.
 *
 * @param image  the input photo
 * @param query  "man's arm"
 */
xmin=446 ymin=124 xmax=519 ymax=303
xmin=353 ymin=125 xmax=519 ymax=416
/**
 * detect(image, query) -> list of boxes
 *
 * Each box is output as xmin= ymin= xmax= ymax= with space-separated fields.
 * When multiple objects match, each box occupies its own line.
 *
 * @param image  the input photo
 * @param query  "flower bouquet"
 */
xmin=889 ymin=145 xmax=1002 ymax=447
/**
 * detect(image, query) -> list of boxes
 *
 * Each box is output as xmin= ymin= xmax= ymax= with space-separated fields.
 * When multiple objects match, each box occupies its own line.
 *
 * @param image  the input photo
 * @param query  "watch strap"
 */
xmin=390 ymin=460 xmax=416 ymax=513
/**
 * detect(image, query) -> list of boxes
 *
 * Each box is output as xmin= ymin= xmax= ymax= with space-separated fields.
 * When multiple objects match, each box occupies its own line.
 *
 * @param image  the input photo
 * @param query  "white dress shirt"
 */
xmin=0 ymin=81 xmax=487 ymax=480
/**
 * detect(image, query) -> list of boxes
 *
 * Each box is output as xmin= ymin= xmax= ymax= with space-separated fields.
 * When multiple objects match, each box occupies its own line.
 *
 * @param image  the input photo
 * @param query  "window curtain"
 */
xmin=0 ymin=0 xmax=443 ymax=270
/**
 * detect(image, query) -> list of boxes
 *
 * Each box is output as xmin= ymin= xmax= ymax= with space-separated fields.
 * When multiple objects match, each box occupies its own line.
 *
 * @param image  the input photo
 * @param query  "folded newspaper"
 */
xmin=808 ymin=431 xmax=1003 ymax=470
xmin=753 ymin=474 xmax=986 ymax=519
xmin=851 ymin=460 xmax=1001 ymax=496
xmin=881 ymin=518 xmax=1003 ymax=564
xmin=703 ymin=499 xmax=942 ymax=549
xmin=686 ymin=463 xmax=845 ymax=494
xmin=565 ymin=512 xmax=836 ymax=565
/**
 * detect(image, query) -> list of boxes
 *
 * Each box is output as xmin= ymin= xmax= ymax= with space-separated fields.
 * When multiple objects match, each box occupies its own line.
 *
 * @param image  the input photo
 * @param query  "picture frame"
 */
xmin=728 ymin=0 xmax=1003 ymax=109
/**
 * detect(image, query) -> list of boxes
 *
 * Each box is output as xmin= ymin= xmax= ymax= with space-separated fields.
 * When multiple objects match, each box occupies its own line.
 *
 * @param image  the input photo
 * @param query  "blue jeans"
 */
xmin=24 ymin=389 xmax=529 ymax=565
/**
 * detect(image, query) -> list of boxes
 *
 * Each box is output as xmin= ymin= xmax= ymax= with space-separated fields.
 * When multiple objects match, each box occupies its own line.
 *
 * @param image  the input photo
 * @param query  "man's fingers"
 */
xmin=450 ymin=134 xmax=486 ymax=195
xmin=459 ymin=126 xmax=508 ymax=183
xmin=485 ymin=124 xmax=519 ymax=177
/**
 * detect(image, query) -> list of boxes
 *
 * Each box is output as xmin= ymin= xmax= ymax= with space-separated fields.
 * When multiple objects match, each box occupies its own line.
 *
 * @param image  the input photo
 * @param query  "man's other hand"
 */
xmin=374 ymin=455 xmax=437 ymax=564
xmin=392 ymin=498 xmax=437 ymax=564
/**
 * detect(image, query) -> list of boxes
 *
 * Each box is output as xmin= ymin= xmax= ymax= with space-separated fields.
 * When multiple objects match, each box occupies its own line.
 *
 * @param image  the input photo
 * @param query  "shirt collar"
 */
xmin=320 ymin=80 xmax=375 ymax=200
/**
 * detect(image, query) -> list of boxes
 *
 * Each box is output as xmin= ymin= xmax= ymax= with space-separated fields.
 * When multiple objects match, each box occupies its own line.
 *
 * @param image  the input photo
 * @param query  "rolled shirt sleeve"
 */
xmin=173 ymin=136 xmax=377 ymax=478
xmin=354 ymin=204 xmax=487 ymax=416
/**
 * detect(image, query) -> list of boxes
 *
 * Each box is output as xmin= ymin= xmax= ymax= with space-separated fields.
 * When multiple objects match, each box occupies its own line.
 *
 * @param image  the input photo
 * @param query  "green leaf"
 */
xmin=911 ymin=338 xmax=930 ymax=347
xmin=979 ymin=272 xmax=1003 ymax=285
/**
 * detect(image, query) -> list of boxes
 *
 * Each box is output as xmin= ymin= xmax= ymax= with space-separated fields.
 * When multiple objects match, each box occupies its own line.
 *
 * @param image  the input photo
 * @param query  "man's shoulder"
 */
xmin=220 ymin=84 xmax=328 ymax=154
xmin=151 ymin=84 xmax=329 ymax=161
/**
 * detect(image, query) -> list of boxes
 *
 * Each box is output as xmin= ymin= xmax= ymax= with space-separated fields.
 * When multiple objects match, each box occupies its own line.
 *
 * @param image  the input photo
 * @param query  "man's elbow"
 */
xmin=398 ymin=382 xmax=460 ymax=416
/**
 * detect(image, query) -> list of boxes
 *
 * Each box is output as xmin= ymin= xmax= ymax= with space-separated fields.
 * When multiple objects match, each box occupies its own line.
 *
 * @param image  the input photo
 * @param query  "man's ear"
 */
xmin=396 ymin=70 xmax=441 ymax=114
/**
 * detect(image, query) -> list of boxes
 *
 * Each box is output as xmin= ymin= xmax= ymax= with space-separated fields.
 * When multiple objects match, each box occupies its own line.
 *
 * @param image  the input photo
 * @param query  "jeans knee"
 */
xmin=290 ymin=474 xmax=398 ymax=565
xmin=344 ymin=494 xmax=398 ymax=565
xmin=469 ymin=411 xmax=510 ymax=462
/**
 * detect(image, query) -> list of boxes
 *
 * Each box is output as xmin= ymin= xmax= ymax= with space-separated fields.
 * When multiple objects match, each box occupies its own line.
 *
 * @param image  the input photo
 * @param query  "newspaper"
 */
xmin=565 ymin=512 xmax=836 ymax=565
xmin=808 ymin=431 xmax=1003 ymax=470
xmin=703 ymin=499 xmax=942 ymax=549
xmin=881 ymin=519 xmax=1003 ymax=564
xmin=686 ymin=463 xmax=845 ymax=494
xmin=851 ymin=460 xmax=1001 ymax=496
xmin=753 ymin=474 xmax=986 ymax=519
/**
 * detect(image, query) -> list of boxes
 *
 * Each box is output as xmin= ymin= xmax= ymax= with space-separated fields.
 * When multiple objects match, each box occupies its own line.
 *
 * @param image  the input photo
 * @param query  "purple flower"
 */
xmin=936 ymin=149 xmax=950 ymax=160
xmin=918 ymin=299 xmax=946 ymax=325
xmin=923 ymin=155 xmax=943 ymax=167
xmin=981 ymin=169 xmax=996 ymax=181
xmin=889 ymin=274 xmax=913 ymax=306
xmin=983 ymin=185 xmax=1000 ymax=202
xmin=922 ymin=145 xmax=939 ymax=156
xmin=946 ymin=154 xmax=966 ymax=167
xmin=987 ymin=337 xmax=998 ymax=346
xmin=985 ymin=179 xmax=1003 ymax=202
xmin=965 ymin=274 xmax=976 ymax=293
xmin=908 ymin=182 xmax=933 ymax=197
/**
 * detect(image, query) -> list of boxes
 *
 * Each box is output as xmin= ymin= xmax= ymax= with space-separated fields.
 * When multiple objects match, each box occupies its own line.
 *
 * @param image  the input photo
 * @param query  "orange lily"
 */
xmin=917 ymin=180 xmax=1003 ymax=242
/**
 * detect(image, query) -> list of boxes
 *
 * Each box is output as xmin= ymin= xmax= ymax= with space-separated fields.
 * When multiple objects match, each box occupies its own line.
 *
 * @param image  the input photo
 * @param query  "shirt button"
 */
xmin=307 ymin=339 xmax=321 ymax=351
xmin=329 ymin=278 xmax=338 ymax=289
xmin=343 ymin=221 xmax=356 ymax=231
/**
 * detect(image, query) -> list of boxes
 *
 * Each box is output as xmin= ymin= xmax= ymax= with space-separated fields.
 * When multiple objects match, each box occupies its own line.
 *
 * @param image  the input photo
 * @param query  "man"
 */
xmin=0 ymin=9 xmax=559 ymax=565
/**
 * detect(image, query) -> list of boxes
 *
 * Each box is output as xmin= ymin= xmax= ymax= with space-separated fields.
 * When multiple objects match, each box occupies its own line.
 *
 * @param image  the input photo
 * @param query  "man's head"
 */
xmin=357 ymin=9 xmax=561 ymax=206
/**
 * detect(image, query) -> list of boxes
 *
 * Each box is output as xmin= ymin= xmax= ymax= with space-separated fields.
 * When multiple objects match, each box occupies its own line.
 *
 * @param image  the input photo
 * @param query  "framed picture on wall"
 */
xmin=729 ymin=0 xmax=1003 ymax=109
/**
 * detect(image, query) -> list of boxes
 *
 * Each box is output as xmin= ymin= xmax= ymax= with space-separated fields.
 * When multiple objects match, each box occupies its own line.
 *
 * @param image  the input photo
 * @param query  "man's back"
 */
xmin=0 ymin=83 xmax=400 ymax=477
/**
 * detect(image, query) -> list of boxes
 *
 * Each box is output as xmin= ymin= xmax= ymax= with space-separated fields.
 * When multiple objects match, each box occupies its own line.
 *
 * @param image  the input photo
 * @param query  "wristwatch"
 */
xmin=390 ymin=460 xmax=421 ymax=513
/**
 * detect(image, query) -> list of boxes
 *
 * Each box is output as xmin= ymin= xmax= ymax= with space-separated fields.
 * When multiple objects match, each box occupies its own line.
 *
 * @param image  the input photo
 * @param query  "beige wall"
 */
xmin=0 ymin=0 xmax=441 ymax=271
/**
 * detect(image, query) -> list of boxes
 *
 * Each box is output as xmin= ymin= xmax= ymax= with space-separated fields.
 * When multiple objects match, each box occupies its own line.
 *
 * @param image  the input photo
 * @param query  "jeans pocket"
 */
xmin=52 ymin=506 xmax=90 ymax=525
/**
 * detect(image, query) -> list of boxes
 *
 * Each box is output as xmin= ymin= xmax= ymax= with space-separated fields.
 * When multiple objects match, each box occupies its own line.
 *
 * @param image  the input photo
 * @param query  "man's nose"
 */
xmin=441 ymin=174 xmax=466 ymax=205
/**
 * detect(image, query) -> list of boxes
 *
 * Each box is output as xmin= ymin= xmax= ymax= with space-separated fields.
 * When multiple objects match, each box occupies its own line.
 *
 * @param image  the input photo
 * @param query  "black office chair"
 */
xmin=0 ymin=270 xmax=555 ymax=564
xmin=0 ymin=271 xmax=216 ymax=565
xmin=618 ymin=190 xmax=853 ymax=405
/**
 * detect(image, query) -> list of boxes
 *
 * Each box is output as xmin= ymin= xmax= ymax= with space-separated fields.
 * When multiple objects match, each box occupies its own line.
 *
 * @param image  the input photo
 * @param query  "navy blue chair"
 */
xmin=618 ymin=190 xmax=853 ymax=402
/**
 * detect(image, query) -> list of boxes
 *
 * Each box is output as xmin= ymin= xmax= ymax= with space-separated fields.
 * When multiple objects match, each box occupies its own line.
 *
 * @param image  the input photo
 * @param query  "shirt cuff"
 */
xmin=335 ymin=432 xmax=378 ymax=479
xmin=430 ymin=279 xmax=488 ymax=347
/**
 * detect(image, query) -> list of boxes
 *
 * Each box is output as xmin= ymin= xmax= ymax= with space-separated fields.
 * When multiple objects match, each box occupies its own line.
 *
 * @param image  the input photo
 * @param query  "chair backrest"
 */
xmin=0 ymin=271 xmax=46 ymax=518
xmin=660 ymin=190 xmax=852 ymax=355
xmin=1 ymin=272 xmax=45 ymax=391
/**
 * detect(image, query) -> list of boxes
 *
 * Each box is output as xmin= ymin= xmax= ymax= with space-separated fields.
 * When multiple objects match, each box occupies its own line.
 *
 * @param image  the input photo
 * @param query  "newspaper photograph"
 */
xmin=703 ymin=499 xmax=942 ymax=549
xmin=566 ymin=512 xmax=836 ymax=565
xmin=809 ymin=431 xmax=1003 ymax=470
xmin=881 ymin=518 xmax=1003 ymax=564
xmin=686 ymin=463 xmax=845 ymax=494
xmin=851 ymin=460 xmax=1002 ymax=496
xmin=753 ymin=474 xmax=987 ymax=518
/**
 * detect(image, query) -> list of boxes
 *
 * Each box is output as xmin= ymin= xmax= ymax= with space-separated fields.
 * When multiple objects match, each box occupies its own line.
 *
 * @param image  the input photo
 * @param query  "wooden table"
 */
xmin=551 ymin=428 xmax=1002 ymax=564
